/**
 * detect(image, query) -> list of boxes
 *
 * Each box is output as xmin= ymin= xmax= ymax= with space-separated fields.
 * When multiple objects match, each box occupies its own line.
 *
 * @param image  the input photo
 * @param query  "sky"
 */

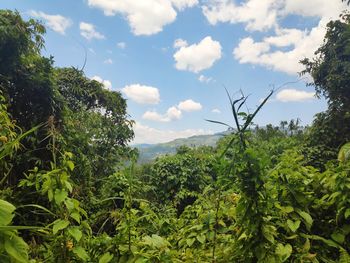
xmin=1 ymin=0 xmax=348 ymax=144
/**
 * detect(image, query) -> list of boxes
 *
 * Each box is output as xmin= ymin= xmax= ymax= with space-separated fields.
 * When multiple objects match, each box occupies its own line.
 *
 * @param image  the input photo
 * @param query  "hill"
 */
xmin=135 ymin=132 xmax=228 ymax=163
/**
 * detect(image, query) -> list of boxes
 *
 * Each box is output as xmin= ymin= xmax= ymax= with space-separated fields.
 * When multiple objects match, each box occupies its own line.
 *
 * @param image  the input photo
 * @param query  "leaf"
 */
xmin=52 ymin=219 xmax=69 ymax=234
xmin=68 ymin=227 xmax=82 ymax=242
xmin=275 ymin=243 xmax=292 ymax=262
xmin=338 ymin=142 xmax=350 ymax=163
xmin=262 ymin=224 xmax=276 ymax=243
xmin=54 ymin=189 xmax=68 ymax=205
xmin=296 ymin=210 xmax=313 ymax=230
xmin=66 ymin=160 xmax=75 ymax=171
xmin=287 ymin=219 xmax=300 ymax=233
xmin=99 ymin=252 xmax=114 ymax=263
xmin=73 ymin=246 xmax=90 ymax=261
xmin=345 ymin=209 xmax=350 ymax=219
xmin=197 ymin=234 xmax=206 ymax=244
xmin=340 ymin=249 xmax=350 ymax=263
xmin=0 ymin=199 xmax=16 ymax=226
xmin=70 ymin=212 xmax=81 ymax=223
xmin=186 ymin=238 xmax=196 ymax=247
xmin=4 ymin=233 xmax=29 ymax=263
xmin=331 ymin=232 xmax=345 ymax=244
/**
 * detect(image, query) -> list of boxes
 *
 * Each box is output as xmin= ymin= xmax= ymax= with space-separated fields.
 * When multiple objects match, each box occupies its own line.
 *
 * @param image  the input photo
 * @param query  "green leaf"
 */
xmin=70 ymin=212 xmax=81 ymax=223
xmin=338 ymin=142 xmax=350 ymax=163
xmin=99 ymin=252 xmax=114 ymax=263
xmin=66 ymin=160 xmax=75 ymax=171
xmin=275 ymin=243 xmax=292 ymax=262
xmin=331 ymin=232 xmax=345 ymax=244
xmin=296 ymin=210 xmax=313 ymax=230
xmin=4 ymin=233 xmax=29 ymax=263
xmin=262 ymin=224 xmax=276 ymax=243
xmin=287 ymin=219 xmax=300 ymax=233
xmin=186 ymin=238 xmax=195 ymax=247
xmin=73 ymin=246 xmax=89 ymax=261
xmin=0 ymin=199 xmax=16 ymax=226
xmin=345 ymin=209 xmax=350 ymax=219
xmin=52 ymin=219 xmax=69 ymax=234
xmin=197 ymin=234 xmax=206 ymax=244
xmin=54 ymin=189 xmax=68 ymax=205
xmin=68 ymin=227 xmax=82 ymax=242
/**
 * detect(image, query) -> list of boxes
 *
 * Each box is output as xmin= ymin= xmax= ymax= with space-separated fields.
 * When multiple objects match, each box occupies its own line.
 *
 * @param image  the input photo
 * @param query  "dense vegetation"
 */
xmin=1 ymin=8 xmax=350 ymax=263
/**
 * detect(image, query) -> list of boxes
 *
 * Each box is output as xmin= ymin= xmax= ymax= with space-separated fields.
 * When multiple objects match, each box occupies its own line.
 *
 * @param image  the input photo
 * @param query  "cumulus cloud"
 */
xmin=198 ymin=75 xmax=213 ymax=83
xmin=178 ymin=99 xmax=202 ymax=111
xmin=203 ymin=0 xmax=347 ymax=75
xmin=202 ymin=0 xmax=279 ymax=31
xmin=143 ymin=106 xmax=182 ymax=122
xmin=133 ymin=122 xmax=212 ymax=144
xmin=202 ymin=0 xmax=346 ymax=31
xmin=276 ymin=88 xmax=315 ymax=102
xmin=103 ymin=58 xmax=113 ymax=64
xmin=171 ymin=0 xmax=198 ymax=10
xmin=174 ymin=36 xmax=222 ymax=73
xmin=29 ymin=11 xmax=72 ymax=35
xmin=87 ymin=0 xmax=198 ymax=36
xmin=91 ymin=76 xmax=112 ymax=90
xmin=233 ymin=19 xmax=328 ymax=75
xmin=212 ymin=108 xmax=221 ymax=113
xmin=117 ymin=42 xmax=126 ymax=49
xmin=173 ymin=38 xmax=188 ymax=48
xmin=80 ymin=22 xmax=105 ymax=40
xmin=122 ymin=84 xmax=160 ymax=104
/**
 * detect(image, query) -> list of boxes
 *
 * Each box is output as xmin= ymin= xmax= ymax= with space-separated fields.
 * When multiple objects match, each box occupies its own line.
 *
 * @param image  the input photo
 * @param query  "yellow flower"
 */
xmin=66 ymin=240 xmax=74 ymax=251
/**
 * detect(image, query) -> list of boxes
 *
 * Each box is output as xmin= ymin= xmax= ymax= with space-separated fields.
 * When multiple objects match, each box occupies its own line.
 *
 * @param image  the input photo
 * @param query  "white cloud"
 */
xmin=173 ymin=38 xmax=188 ymax=48
xmin=171 ymin=0 xmax=198 ymax=10
xmin=283 ymin=0 xmax=346 ymax=20
xmin=198 ymin=74 xmax=213 ymax=83
xmin=233 ymin=18 xmax=328 ymax=75
xmin=29 ymin=11 xmax=72 ymax=35
xmin=87 ymin=0 xmax=198 ymax=36
xmin=178 ymin=99 xmax=202 ymax=112
xmin=174 ymin=36 xmax=222 ymax=73
xmin=143 ymin=106 xmax=182 ymax=122
xmin=117 ymin=42 xmax=126 ymax=49
xmin=204 ymin=0 xmax=347 ymax=75
xmin=133 ymin=122 xmax=212 ymax=144
xmin=202 ymin=0 xmax=279 ymax=31
xmin=202 ymin=0 xmax=346 ymax=31
xmin=91 ymin=76 xmax=112 ymax=90
xmin=212 ymin=108 xmax=221 ymax=113
xmin=80 ymin=22 xmax=105 ymax=40
xmin=276 ymin=88 xmax=315 ymax=102
xmin=104 ymin=58 xmax=113 ymax=64
xmin=122 ymin=84 xmax=160 ymax=104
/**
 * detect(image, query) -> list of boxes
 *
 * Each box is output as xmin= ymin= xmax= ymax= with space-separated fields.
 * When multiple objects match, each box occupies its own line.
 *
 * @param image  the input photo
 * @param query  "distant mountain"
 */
xmin=134 ymin=132 xmax=229 ymax=163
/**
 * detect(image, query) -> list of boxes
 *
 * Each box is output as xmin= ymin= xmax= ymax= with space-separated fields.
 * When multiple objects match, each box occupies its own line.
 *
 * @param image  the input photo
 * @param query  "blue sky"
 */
xmin=1 ymin=0 xmax=348 ymax=144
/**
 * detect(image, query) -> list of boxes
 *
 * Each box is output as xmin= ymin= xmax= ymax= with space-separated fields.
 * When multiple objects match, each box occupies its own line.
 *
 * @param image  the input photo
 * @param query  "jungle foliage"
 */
xmin=1 ymin=8 xmax=350 ymax=263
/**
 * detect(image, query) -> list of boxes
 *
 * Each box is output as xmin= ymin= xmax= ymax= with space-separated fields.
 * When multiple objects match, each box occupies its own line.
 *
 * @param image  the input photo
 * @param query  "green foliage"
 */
xmin=301 ymin=13 xmax=350 ymax=167
xmin=1 ymin=8 xmax=350 ymax=263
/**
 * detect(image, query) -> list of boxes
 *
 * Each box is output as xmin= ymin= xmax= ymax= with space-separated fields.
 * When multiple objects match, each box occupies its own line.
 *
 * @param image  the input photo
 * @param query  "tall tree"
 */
xmin=301 ymin=13 xmax=350 ymax=165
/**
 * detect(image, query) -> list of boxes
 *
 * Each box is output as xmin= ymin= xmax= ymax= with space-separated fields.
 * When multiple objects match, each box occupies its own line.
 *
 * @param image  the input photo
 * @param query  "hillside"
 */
xmin=135 ymin=132 xmax=228 ymax=163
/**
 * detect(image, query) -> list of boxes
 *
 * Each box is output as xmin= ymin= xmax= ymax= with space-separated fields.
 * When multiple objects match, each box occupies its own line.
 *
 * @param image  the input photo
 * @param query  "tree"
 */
xmin=301 ymin=13 xmax=350 ymax=165
xmin=0 ymin=10 xmax=60 ymax=185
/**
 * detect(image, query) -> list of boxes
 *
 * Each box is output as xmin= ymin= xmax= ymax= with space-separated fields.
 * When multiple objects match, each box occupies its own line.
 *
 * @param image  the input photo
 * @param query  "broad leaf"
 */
xmin=99 ymin=252 xmax=114 ymax=263
xmin=54 ymin=189 xmax=68 ymax=205
xmin=73 ymin=246 xmax=89 ymax=261
xmin=0 ymin=199 xmax=15 ymax=226
xmin=68 ymin=227 xmax=82 ymax=242
xmin=287 ymin=219 xmax=300 ymax=233
xmin=4 ymin=233 xmax=29 ymax=263
xmin=52 ymin=219 xmax=69 ymax=234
